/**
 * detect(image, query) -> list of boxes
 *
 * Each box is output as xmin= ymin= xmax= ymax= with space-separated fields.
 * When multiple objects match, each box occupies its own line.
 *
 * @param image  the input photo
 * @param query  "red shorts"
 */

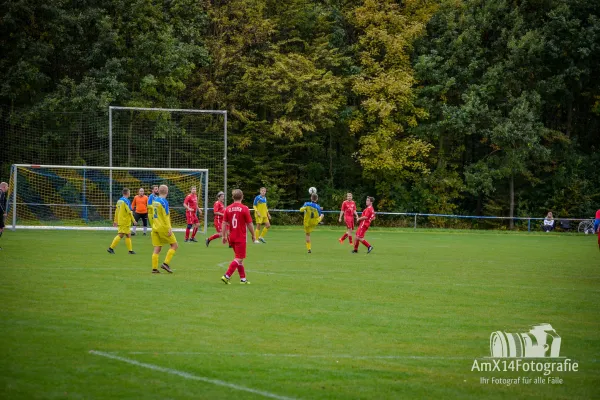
xmin=214 ymin=219 xmax=223 ymax=233
xmin=356 ymin=223 xmax=370 ymax=238
xmin=186 ymin=211 xmax=199 ymax=225
xmin=230 ymin=241 xmax=247 ymax=259
xmin=344 ymin=217 xmax=355 ymax=230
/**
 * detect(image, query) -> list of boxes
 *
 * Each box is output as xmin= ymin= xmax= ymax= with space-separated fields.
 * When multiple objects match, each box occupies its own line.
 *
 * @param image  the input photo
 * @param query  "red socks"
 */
xmin=225 ymin=260 xmax=245 ymax=279
xmin=192 ymin=227 xmax=198 ymax=238
xmin=340 ymin=233 xmax=348 ymax=242
xmin=185 ymin=227 xmax=190 ymax=240
xmin=225 ymin=260 xmax=239 ymax=277
xmin=362 ymin=240 xmax=371 ymax=248
xmin=209 ymin=233 xmax=220 ymax=241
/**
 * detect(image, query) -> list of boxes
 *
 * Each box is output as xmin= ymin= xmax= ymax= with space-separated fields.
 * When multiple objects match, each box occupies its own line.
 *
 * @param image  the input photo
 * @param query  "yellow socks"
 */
xmin=306 ymin=242 xmax=311 ymax=251
xmin=152 ymin=253 xmax=159 ymax=270
xmin=261 ymin=227 xmax=269 ymax=238
xmin=255 ymin=228 xmax=260 ymax=239
xmin=165 ymin=248 xmax=176 ymax=265
xmin=110 ymin=235 xmax=121 ymax=249
xmin=125 ymin=238 xmax=133 ymax=251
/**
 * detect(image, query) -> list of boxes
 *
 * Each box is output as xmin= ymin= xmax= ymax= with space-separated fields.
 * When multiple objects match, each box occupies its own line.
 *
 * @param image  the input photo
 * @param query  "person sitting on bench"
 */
xmin=542 ymin=212 xmax=555 ymax=232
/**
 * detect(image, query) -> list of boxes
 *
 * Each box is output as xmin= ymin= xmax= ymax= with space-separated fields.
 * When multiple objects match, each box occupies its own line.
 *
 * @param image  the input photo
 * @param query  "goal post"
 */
xmin=8 ymin=164 xmax=209 ymax=233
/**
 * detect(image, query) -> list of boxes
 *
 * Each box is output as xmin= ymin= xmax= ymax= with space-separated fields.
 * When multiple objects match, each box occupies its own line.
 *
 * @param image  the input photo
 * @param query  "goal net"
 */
xmin=109 ymin=106 xmax=226 ymax=202
xmin=8 ymin=165 xmax=209 ymax=232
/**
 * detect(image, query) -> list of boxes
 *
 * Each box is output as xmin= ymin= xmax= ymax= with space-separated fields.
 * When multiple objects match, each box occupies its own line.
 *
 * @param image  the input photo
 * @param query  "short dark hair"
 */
xmin=122 ymin=188 xmax=130 ymax=195
xmin=367 ymin=196 xmax=375 ymax=203
xmin=311 ymin=193 xmax=318 ymax=202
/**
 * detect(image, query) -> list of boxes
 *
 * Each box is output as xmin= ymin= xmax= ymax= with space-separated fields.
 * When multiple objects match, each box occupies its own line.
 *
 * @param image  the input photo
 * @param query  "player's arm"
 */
xmin=126 ymin=202 xmax=137 ymax=225
xmin=221 ymin=209 xmax=229 ymax=244
xmin=183 ymin=196 xmax=191 ymax=212
xmin=318 ymin=205 xmax=324 ymax=222
xmin=338 ymin=203 xmax=344 ymax=222
xmin=247 ymin=221 xmax=256 ymax=242
xmin=245 ymin=208 xmax=256 ymax=242
xmin=113 ymin=202 xmax=119 ymax=227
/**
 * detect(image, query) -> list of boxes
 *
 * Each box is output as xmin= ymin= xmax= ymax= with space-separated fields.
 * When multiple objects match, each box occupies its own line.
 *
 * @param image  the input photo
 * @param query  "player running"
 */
xmin=206 ymin=191 xmax=225 ymax=247
xmin=352 ymin=196 xmax=376 ymax=254
xmin=300 ymin=193 xmax=323 ymax=254
xmin=221 ymin=189 xmax=256 ymax=284
xmin=107 ymin=188 xmax=137 ymax=254
xmin=131 ymin=188 xmax=149 ymax=236
xmin=147 ymin=185 xmax=159 ymax=228
xmin=151 ymin=185 xmax=178 ymax=273
xmin=338 ymin=192 xmax=359 ymax=245
xmin=253 ymin=187 xmax=271 ymax=243
xmin=184 ymin=186 xmax=202 ymax=242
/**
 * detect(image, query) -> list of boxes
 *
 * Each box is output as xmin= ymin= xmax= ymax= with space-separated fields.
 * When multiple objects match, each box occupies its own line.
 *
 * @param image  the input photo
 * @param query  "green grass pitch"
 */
xmin=1 ymin=227 xmax=599 ymax=399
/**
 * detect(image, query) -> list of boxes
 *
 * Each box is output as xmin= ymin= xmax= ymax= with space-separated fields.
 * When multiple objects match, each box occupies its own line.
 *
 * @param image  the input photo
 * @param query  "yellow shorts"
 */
xmin=255 ymin=216 xmax=269 ymax=225
xmin=304 ymin=223 xmax=317 ymax=234
xmin=118 ymin=224 xmax=131 ymax=234
xmin=152 ymin=231 xmax=178 ymax=247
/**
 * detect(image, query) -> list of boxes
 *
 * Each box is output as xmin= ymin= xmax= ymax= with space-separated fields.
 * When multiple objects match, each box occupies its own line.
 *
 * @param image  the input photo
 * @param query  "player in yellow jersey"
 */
xmin=300 ymin=193 xmax=323 ymax=254
xmin=253 ymin=187 xmax=271 ymax=243
xmin=151 ymin=184 xmax=178 ymax=274
xmin=147 ymin=185 xmax=159 ymax=228
xmin=107 ymin=188 xmax=137 ymax=254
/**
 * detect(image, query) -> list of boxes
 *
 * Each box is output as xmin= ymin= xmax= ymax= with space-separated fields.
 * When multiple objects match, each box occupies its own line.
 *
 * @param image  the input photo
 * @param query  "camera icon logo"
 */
xmin=490 ymin=323 xmax=561 ymax=358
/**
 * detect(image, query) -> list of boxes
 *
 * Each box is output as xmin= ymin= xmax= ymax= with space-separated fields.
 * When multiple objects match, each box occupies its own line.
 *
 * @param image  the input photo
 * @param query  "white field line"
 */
xmin=120 ymin=351 xmax=469 ymax=360
xmin=89 ymin=350 xmax=296 ymax=400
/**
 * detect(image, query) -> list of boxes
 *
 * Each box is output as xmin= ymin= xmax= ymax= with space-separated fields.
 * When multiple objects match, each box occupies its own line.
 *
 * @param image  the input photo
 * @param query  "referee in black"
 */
xmin=0 ymin=182 xmax=8 ymax=250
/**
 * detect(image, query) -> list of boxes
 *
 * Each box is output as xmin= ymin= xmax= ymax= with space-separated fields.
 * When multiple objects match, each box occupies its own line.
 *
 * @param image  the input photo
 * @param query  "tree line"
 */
xmin=1 ymin=0 xmax=599 ymax=222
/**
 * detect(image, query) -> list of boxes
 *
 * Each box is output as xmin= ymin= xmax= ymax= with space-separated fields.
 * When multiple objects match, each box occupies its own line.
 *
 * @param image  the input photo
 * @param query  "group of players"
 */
xmin=105 ymin=185 xmax=379 ymax=284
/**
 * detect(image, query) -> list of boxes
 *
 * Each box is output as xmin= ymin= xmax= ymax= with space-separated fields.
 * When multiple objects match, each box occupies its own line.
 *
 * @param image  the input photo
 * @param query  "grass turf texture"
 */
xmin=1 ymin=228 xmax=599 ymax=400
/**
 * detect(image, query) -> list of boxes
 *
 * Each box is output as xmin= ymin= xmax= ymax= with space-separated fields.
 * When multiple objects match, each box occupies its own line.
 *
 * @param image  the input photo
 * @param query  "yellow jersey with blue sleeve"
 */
xmin=151 ymin=197 xmax=177 ymax=246
xmin=114 ymin=196 xmax=135 ymax=234
xmin=253 ymin=195 xmax=269 ymax=224
xmin=147 ymin=193 xmax=156 ymax=226
xmin=300 ymin=201 xmax=322 ymax=234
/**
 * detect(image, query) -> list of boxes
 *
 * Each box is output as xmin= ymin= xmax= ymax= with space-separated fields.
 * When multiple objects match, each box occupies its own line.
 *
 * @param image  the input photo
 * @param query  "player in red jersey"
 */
xmin=338 ymin=192 xmax=359 ymax=245
xmin=184 ymin=186 xmax=202 ymax=242
xmin=352 ymin=196 xmax=376 ymax=254
xmin=221 ymin=189 xmax=256 ymax=284
xmin=206 ymin=191 xmax=226 ymax=247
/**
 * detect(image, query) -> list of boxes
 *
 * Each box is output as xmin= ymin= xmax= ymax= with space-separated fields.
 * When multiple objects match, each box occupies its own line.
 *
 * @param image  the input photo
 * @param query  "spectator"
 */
xmin=542 ymin=212 xmax=555 ymax=232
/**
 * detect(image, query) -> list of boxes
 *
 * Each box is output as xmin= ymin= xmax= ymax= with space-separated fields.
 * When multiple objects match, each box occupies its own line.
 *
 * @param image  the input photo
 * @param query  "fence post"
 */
xmin=414 ymin=214 xmax=418 ymax=229
xmin=528 ymin=218 xmax=531 ymax=232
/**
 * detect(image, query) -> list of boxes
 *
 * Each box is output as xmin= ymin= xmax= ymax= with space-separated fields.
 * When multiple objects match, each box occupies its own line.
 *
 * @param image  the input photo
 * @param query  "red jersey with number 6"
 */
xmin=223 ymin=202 xmax=252 ymax=243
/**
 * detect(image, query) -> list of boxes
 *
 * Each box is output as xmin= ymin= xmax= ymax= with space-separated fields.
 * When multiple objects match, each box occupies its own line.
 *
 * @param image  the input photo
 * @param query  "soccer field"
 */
xmin=2 ymin=228 xmax=599 ymax=399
